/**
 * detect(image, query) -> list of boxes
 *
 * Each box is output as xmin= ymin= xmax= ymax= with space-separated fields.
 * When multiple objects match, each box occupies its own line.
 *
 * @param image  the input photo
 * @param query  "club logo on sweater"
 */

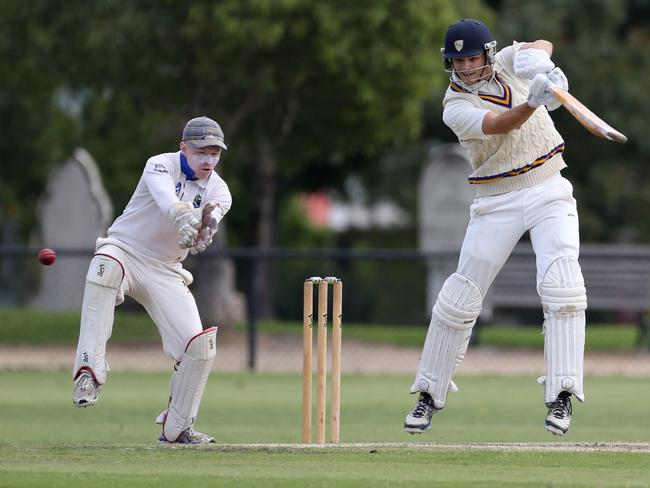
xmin=193 ymin=194 xmax=202 ymax=208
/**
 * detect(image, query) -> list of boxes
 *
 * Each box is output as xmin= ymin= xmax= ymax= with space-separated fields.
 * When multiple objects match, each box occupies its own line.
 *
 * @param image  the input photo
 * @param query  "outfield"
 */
xmin=1 ymin=370 xmax=649 ymax=487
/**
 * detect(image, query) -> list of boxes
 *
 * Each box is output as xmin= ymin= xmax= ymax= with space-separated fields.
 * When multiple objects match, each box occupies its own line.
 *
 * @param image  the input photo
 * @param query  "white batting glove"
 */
xmin=527 ymin=73 xmax=555 ymax=109
xmin=543 ymin=67 xmax=568 ymax=111
xmin=168 ymin=202 xmax=201 ymax=249
xmin=514 ymin=48 xmax=555 ymax=80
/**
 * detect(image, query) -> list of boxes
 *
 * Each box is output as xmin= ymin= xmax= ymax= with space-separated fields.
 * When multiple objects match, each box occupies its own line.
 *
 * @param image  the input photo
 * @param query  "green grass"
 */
xmin=0 ymin=308 xmax=160 ymax=344
xmin=0 ymin=371 xmax=649 ymax=486
xmin=1 ymin=307 xmax=644 ymax=351
xmin=255 ymin=319 xmax=642 ymax=351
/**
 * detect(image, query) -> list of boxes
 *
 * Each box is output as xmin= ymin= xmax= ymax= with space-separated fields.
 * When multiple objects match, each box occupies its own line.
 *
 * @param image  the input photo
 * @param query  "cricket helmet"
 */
xmin=441 ymin=19 xmax=497 ymax=71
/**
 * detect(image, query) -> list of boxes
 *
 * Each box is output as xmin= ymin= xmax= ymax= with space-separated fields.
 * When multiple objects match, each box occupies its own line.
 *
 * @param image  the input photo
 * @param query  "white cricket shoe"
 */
xmin=404 ymin=392 xmax=441 ymax=434
xmin=545 ymin=391 xmax=572 ymax=436
xmin=72 ymin=371 xmax=102 ymax=408
xmin=159 ymin=427 xmax=216 ymax=445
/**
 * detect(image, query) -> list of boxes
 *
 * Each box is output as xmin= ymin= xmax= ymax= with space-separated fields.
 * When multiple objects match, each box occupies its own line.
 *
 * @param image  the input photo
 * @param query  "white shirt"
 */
xmin=106 ymin=151 xmax=232 ymax=262
xmin=442 ymin=43 xmax=522 ymax=141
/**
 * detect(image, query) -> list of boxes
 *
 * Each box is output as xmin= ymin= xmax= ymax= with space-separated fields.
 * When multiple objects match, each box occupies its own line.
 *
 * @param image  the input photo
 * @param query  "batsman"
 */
xmin=71 ymin=116 xmax=232 ymax=444
xmin=405 ymin=19 xmax=586 ymax=436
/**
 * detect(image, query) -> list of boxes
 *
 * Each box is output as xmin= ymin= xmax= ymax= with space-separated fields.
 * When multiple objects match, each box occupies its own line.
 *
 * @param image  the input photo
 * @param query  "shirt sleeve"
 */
xmin=442 ymin=97 xmax=491 ymax=141
xmin=142 ymin=155 xmax=179 ymax=215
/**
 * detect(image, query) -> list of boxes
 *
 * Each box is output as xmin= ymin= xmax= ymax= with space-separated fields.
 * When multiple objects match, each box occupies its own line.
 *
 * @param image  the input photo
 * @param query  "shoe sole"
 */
xmin=158 ymin=438 xmax=216 ymax=445
xmin=544 ymin=421 xmax=568 ymax=436
xmin=404 ymin=424 xmax=431 ymax=434
xmin=73 ymin=392 xmax=100 ymax=408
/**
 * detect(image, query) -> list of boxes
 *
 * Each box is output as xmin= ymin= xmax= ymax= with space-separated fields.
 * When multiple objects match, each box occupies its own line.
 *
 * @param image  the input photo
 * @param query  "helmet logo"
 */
xmin=454 ymin=39 xmax=464 ymax=51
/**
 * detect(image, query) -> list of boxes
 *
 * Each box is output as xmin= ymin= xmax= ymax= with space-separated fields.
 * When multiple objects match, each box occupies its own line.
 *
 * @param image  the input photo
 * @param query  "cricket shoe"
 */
xmin=158 ymin=428 xmax=216 ymax=445
xmin=404 ymin=392 xmax=441 ymax=434
xmin=72 ymin=371 xmax=102 ymax=407
xmin=544 ymin=391 xmax=572 ymax=436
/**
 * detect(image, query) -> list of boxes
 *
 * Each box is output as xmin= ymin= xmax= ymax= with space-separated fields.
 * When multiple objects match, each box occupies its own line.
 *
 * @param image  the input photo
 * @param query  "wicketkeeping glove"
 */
xmin=168 ymin=202 xmax=202 ymax=249
xmin=189 ymin=203 xmax=218 ymax=255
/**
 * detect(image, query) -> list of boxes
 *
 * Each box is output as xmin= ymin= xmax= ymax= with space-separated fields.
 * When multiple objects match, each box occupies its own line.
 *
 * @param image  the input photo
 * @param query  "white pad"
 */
xmin=162 ymin=327 xmax=218 ymax=442
xmin=539 ymin=257 xmax=587 ymax=403
xmin=72 ymin=255 xmax=123 ymax=384
xmin=411 ymin=273 xmax=482 ymax=408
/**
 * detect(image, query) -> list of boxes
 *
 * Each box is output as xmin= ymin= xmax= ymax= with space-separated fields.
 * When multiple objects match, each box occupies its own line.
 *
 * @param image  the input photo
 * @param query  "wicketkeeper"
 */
xmin=405 ymin=19 xmax=586 ymax=436
xmin=72 ymin=116 xmax=231 ymax=444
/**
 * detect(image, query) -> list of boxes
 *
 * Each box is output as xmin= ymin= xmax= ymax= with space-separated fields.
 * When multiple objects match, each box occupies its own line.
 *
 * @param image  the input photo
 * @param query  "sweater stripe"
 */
xmin=468 ymin=143 xmax=565 ymax=184
xmin=450 ymin=75 xmax=512 ymax=108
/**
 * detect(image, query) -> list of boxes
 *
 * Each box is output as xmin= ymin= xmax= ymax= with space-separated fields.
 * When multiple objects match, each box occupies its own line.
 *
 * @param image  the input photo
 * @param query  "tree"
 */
xmin=1 ymin=0 xmax=467 ymax=316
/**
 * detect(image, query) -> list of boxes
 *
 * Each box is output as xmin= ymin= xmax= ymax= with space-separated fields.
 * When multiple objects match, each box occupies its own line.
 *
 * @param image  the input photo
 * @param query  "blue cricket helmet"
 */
xmin=441 ymin=19 xmax=497 ymax=70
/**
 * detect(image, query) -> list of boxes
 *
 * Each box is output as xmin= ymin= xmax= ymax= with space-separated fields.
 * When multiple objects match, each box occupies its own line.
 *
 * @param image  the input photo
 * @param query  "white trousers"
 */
xmin=412 ymin=174 xmax=585 ymax=404
xmin=458 ymin=174 xmax=580 ymax=295
xmin=74 ymin=238 xmax=203 ymax=382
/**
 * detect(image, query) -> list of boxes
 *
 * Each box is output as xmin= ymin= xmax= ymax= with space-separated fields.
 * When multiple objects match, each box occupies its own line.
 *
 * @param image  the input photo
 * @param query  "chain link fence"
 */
xmin=1 ymin=245 xmax=649 ymax=375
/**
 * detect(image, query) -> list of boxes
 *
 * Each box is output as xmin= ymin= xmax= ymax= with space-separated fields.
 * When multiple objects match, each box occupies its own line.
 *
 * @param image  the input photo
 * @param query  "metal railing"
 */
xmin=1 ymin=244 xmax=650 ymax=370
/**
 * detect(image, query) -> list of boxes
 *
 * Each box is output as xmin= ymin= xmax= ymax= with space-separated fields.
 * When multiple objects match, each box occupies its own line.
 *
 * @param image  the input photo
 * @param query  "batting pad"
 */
xmin=73 ymin=254 xmax=124 ymax=384
xmin=163 ymin=327 xmax=217 ymax=442
xmin=540 ymin=257 xmax=587 ymax=403
xmin=411 ymin=273 xmax=482 ymax=408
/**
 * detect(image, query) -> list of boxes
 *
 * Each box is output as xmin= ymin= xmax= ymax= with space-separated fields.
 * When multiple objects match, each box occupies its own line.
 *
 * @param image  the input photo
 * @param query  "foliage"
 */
xmin=0 ymin=0 xmax=463 ymax=246
xmin=490 ymin=0 xmax=650 ymax=242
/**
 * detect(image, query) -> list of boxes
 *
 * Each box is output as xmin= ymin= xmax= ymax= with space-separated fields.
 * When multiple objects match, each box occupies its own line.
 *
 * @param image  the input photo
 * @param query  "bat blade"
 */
xmin=550 ymin=87 xmax=628 ymax=144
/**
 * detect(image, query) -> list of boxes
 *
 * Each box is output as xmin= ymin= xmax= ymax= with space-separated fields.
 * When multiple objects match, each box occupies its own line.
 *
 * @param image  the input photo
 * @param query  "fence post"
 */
xmin=247 ymin=254 xmax=258 ymax=371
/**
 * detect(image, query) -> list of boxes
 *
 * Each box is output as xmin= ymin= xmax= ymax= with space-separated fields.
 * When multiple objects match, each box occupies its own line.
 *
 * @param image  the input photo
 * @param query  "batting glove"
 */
xmin=168 ymin=202 xmax=201 ymax=249
xmin=514 ymin=48 xmax=555 ymax=80
xmin=527 ymin=73 xmax=553 ymax=108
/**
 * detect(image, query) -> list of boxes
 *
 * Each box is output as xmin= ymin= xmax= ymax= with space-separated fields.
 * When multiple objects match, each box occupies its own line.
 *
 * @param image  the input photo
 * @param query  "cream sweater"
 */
xmin=443 ymin=66 xmax=566 ymax=196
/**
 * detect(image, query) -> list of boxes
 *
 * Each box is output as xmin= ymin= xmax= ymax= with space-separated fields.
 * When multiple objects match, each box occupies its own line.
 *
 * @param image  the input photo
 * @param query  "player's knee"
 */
xmin=86 ymin=254 xmax=124 ymax=289
xmin=434 ymin=273 xmax=483 ymax=330
xmin=540 ymin=257 xmax=587 ymax=313
xmin=183 ymin=327 xmax=218 ymax=361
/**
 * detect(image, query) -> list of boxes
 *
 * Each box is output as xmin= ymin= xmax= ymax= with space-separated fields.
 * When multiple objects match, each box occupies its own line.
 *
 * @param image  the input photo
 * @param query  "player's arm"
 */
xmin=519 ymin=40 xmax=553 ymax=55
xmin=142 ymin=156 xmax=181 ymax=213
xmin=482 ymin=104 xmax=537 ymax=135
xmin=483 ymin=67 xmax=567 ymax=135
xmin=143 ymin=156 xmax=202 ymax=248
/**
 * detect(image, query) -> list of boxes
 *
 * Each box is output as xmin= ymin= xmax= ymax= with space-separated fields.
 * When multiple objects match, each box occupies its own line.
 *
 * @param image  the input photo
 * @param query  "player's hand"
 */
xmin=199 ymin=202 xmax=217 ymax=228
xmin=546 ymin=67 xmax=568 ymax=92
xmin=189 ymin=225 xmax=216 ymax=255
xmin=543 ymin=67 xmax=568 ymax=112
xmin=189 ymin=202 xmax=218 ymax=255
xmin=527 ymin=72 xmax=565 ymax=111
xmin=514 ymin=48 xmax=555 ymax=80
xmin=527 ymin=73 xmax=551 ymax=108
xmin=168 ymin=202 xmax=201 ymax=249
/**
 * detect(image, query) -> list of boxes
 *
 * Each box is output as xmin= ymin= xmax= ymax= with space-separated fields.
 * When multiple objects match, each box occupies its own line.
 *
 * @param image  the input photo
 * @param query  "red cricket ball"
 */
xmin=38 ymin=248 xmax=57 ymax=266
